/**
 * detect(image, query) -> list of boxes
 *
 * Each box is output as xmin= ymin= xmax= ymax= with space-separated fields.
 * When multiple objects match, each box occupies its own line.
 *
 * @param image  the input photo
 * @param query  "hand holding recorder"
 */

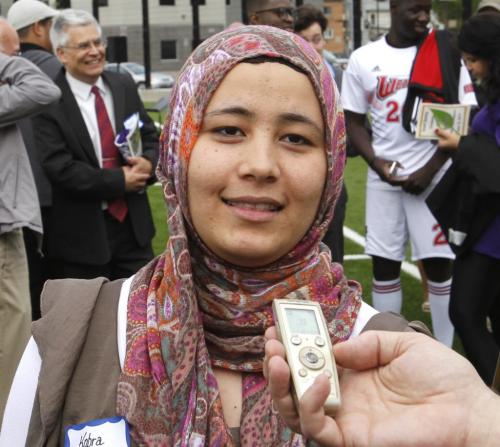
xmin=271 ymin=299 xmax=341 ymax=415
xmin=264 ymin=329 xmax=500 ymax=447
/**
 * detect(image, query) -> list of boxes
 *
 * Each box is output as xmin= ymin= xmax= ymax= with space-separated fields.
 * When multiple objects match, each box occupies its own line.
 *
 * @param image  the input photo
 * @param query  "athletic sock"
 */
xmin=372 ymin=278 xmax=402 ymax=313
xmin=428 ymin=278 xmax=454 ymax=348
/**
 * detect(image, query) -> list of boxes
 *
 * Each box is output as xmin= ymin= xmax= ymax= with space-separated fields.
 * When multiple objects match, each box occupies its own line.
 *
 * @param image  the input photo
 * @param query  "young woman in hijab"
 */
xmin=1 ymin=25 xmax=424 ymax=446
xmin=430 ymin=13 xmax=500 ymax=385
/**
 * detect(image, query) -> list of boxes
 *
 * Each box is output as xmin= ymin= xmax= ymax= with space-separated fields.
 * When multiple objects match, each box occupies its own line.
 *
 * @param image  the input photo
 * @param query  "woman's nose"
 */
xmin=238 ymin=137 xmax=280 ymax=181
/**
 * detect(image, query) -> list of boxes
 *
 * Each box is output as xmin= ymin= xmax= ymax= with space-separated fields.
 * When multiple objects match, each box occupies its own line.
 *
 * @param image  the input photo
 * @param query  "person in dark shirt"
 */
xmin=7 ymin=0 xmax=61 ymax=320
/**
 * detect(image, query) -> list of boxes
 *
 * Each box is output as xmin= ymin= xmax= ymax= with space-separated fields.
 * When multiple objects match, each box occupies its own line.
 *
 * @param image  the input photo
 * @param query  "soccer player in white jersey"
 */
xmin=341 ymin=0 xmax=477 ymax=347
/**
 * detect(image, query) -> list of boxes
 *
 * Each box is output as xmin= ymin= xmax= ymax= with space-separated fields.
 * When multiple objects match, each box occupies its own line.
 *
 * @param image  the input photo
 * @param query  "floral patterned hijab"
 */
xmin=117 ymin=25 xmax=362 ymax=446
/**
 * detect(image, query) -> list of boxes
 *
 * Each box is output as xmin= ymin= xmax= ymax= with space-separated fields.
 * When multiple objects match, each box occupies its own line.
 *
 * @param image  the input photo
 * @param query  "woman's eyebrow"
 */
xmin=204 ymin=108 xmax=323 ymax=135
xmin=279 ymin=113 xmax=323 ymax=136
xmin=205 ymin=106 xmax=254 ymax=118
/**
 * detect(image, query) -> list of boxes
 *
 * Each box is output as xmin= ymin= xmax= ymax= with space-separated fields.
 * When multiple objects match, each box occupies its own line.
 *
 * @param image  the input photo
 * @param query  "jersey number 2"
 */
xmin=432 ymin=223 xmax=447 ymax=246
xmin=386 ymin=101 xmax=399 ymax=122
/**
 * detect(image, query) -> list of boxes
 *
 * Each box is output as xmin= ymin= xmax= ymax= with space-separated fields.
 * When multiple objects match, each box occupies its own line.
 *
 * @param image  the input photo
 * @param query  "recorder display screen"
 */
xmin=285 ymin=308 xmax=320 ymax=334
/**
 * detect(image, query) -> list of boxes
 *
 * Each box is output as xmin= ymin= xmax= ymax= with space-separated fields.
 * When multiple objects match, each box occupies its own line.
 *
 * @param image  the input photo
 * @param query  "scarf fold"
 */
xmin=402 ymin=29 xmax=462 ymax=133
xmin=116 ymin=25 xmax=362 ymax=446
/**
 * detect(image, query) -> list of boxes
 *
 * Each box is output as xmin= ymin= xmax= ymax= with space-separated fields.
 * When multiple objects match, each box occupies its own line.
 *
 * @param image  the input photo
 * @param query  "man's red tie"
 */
xmin=91 ymin=85 xmax=128 ymax=222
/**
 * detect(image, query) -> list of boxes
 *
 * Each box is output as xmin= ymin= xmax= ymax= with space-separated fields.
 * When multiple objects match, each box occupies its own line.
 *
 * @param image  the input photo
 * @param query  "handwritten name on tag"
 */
xmin=64 ymin=416 xmax=130 ymax=447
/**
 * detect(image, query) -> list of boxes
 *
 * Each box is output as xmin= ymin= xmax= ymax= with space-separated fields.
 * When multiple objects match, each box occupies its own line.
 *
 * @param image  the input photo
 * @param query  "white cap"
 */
xmin=477 ymin=0 xmax=500 ymax=11
xmin=7 ymin=0 xmax=58 ymax=31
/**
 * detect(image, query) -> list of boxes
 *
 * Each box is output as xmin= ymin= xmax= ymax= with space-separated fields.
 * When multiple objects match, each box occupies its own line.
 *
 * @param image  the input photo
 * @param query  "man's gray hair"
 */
xmin=50 ymin=9 xmax=101 ymax=50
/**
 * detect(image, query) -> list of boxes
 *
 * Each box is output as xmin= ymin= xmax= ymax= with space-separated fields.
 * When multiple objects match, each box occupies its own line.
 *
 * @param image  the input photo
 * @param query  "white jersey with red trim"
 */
xmin=341 ymin=35 xmax=477 ymax=187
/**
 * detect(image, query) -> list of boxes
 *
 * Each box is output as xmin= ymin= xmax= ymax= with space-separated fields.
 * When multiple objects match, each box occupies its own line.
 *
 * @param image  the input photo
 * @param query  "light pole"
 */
xmin=462 ymin=0 xmax=472 ymax=21
xmin=192 ymin=0 xmax=201 ymax=50
xmin=142 ymin=0 xmax=151 ymax=88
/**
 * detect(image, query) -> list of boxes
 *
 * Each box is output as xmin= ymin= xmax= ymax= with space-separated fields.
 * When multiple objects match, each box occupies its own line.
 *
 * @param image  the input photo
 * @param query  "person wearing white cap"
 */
xmin=7 ymin=0 xmax=57 ymax=34
xmin=7 ymin=0 xmax=61 ymax=321
xmin=0 ymin=15 xmax=61 ymax=426
xmin=477 ymin=0 xmax=500 ymax=13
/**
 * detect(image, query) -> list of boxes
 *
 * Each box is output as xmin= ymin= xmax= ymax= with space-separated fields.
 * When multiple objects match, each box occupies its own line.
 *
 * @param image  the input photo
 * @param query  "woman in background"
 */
xmin=295 ymin=4 xmax=348 ymax=264
xmin=432 ymin=13 xmax=500 ymax=384
xmin=294 ymin=4 xmax=337 ymax=79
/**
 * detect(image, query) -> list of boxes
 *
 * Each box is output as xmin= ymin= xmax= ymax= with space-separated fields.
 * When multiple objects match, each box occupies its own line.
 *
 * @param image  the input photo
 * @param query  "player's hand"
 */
xmin=128 ymin=156 xmax=153 ymax=175
xmin=401 ymin=163 xmax=435 ymax=194
xmin=371 ymin=157 xmax=408 ymax=186
xmin=123 ymin=165 xmax=149 ymax=192
xmin=264 ymin=329 xmax=500 ymax=447
xmin=435 ymin=128 xmax=460 ymax=150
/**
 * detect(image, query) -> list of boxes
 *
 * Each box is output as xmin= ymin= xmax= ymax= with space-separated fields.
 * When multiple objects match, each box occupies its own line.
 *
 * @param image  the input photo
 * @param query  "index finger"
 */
xmin=263 ymin=337 xmax=286 ymax=380
xmin=267 ymin=355 xmax=302 ymax=432
xmin=264 ymin=326 xmax=278 ymax=341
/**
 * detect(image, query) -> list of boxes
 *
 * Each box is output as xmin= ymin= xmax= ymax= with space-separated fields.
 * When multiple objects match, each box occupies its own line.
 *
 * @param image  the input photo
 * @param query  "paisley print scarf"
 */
xmin=117 ymin=25 xmax=362 ymax=446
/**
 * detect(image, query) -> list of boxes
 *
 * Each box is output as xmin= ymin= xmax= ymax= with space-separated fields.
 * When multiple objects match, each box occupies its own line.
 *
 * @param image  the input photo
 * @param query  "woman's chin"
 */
xmin=214 ymin=242 xmax=290 ymax=269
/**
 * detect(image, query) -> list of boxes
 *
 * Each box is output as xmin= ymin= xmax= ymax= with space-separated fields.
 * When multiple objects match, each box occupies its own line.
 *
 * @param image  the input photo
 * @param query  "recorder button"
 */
xmin=315 ymin=336 xmax=325 ymax=347
xmin=299 ymin=368 xmax=308 ymax=377
xmin=324 ymin=369 xmax=332 ymax=378
xmin=305 ymin=351 xmax=319 ymax=364
xmin=300 ymin=347 xmax=325 ymax=369
xmin=291 ymin=335 xmax=302 ymax=345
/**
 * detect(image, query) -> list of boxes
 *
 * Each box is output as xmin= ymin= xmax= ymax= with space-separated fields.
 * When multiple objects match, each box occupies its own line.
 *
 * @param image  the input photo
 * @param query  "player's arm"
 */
xmin=402 ymin=61 xmax=478 ymax=195
xmin=401 ymin=141 xmax=450 ymax=195
xmin=345 ymin=110 xmax=403 ymax=185
xmin=344 ymin=110 xmax=373 ymax=164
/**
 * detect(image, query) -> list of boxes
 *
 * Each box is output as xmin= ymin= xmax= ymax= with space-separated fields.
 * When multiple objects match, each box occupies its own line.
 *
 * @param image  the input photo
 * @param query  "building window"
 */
xmin=226 ymin=0 xmax=231 ymax=4
xmin=161 ymin=40 xmax=177 ymax=60
xmin=323 ymin=6 xmax=332 ymax=16
xmin=99 ymin=0 xmax=108 ymax=6
xmin=191 ymin=0 xmax=206 ymax=5
xmin=160 ymin=0 xmax=175 ymax=5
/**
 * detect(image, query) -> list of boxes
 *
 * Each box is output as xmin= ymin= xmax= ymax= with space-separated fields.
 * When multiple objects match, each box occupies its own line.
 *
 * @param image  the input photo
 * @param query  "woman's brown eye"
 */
xmin=283 ymin=134 xmax=311 ymax=145
xmin=216 ymin=127 xmax=243 ymax=136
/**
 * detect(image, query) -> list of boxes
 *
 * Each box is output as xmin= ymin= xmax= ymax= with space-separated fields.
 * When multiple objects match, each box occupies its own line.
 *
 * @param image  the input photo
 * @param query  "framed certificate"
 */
xmin=415 ymin=103 xmax=471 ymax=139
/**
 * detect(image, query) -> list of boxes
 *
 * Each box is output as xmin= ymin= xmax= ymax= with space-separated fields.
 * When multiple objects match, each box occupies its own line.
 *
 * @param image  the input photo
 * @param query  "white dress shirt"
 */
xmin=65 ymin=72 xmax=116 ymax=168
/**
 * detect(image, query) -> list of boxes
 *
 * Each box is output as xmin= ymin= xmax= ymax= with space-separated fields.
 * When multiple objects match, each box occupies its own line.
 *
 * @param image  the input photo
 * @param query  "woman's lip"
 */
xmin=223 ymin=196 xmax=283 ymax=209
xmin=226 ymin=203 xmax=279 ymax=222
xmin=222 ymin=196 xmax=283 ymax=222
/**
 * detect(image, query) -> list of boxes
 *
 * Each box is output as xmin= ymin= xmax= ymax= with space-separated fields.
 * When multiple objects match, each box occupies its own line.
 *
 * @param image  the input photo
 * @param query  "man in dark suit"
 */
xmin=7 ymin=0 xmax=61 ymax=318
xmin=34 ymin=9 xmax=158 ymax=280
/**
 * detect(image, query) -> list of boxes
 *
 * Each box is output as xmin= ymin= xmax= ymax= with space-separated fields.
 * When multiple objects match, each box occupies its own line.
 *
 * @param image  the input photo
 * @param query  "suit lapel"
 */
xmin=56 ymin=71 xmax=100 ymax=167
xmin=103 ymin=72 xmax=125 ymax=133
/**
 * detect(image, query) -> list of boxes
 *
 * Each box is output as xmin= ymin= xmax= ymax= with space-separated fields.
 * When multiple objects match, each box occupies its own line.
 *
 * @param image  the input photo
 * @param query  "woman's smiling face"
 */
xmin=187 ymin=61 xmax=327 ymax=268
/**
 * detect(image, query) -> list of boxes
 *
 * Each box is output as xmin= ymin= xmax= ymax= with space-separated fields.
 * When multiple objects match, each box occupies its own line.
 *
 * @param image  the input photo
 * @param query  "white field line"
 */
xmin=343 ymin=226 xmax=421 ymax=281
xmin=344 ymin=254 xmax=371 ymax=261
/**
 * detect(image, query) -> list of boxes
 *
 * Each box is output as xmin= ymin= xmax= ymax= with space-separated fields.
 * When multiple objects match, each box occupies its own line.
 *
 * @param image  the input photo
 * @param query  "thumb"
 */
xmin=332 ymin=331 xmax=419 ymax=371
xmin=434 ymin=128 xmax=448 ymax=138
xmin=127 ymin=156 xmax=140 ymax=165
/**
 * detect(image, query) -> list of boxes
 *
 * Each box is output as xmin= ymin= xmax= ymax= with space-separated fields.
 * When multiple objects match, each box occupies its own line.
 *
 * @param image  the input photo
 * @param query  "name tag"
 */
xmin=64 ymin=416 xmax=130 ymax=447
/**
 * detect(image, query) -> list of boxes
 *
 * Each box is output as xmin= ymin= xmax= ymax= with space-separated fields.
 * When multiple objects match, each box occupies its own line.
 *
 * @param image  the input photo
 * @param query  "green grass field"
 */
xmin=147 ymin=155 xmax=464 ymax=351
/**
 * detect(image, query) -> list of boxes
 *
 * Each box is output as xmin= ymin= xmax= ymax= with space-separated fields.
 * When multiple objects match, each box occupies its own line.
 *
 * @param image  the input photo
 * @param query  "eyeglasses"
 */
xmin=62 ymin=38 xmax=107 ymax=52
xmin=308 ymin=34 xmax=325 ymax=45
xmin=254 ymin=7 xmax=296 ymax=18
